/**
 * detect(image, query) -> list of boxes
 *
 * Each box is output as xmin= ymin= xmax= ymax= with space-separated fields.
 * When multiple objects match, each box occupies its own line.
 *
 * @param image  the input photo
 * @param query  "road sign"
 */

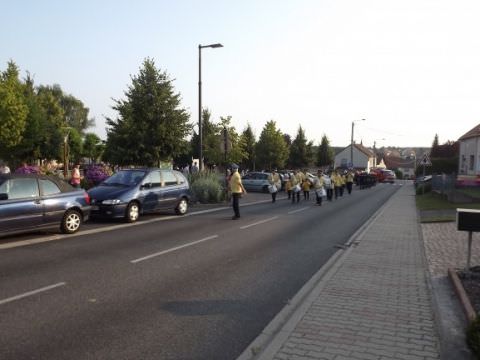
xmin=419 ymin=153 xmax=432 ymax=166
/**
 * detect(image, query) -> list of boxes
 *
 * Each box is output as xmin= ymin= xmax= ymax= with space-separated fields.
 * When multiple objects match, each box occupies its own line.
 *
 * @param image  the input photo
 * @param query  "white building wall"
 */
xmin=334 ymin=145 xmax=370 ymax=170
xmin=459 ymin=138 xmax=480 ymax=175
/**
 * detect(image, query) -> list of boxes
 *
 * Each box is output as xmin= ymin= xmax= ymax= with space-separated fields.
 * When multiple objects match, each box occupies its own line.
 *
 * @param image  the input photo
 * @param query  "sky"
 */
xmin=2 ymin=0 xmax=480 ymax=148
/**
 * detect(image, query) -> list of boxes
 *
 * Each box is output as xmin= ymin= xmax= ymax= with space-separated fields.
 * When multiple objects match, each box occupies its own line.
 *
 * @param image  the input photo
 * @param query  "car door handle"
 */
xmin=34 ymin=199 xmax=42 ymax=205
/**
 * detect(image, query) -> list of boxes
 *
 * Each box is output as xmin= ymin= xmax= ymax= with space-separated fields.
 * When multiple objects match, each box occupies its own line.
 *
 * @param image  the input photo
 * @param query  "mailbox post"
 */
xmin=457 ymin=208 xmax=480 ymax=272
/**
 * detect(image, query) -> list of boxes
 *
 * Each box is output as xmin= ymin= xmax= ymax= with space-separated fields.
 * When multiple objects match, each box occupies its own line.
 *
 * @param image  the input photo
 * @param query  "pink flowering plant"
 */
xmin=84 ymin=164 xmax=111 ymax=187
xmin=15 ymin=165 xmax=40 ymax=174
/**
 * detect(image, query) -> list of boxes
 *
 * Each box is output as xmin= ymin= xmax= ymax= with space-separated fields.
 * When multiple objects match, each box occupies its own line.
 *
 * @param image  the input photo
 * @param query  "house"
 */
xmin=458 ymin=123 xmax=480 ymax=176
xmin=383 ymin=156 xmax=416 ymax=179
xmin=334 ymin=143 xmax=375 ymax=171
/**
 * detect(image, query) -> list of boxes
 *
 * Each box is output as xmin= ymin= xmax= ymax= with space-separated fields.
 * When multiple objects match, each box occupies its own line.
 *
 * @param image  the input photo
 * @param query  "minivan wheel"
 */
xmin=125 ymin=202 xmax=140 ymax=223
xmin=61 ymin=209 xmax=82 ymax=234
xmin=175 ymin=198 xmax=188 ymax=215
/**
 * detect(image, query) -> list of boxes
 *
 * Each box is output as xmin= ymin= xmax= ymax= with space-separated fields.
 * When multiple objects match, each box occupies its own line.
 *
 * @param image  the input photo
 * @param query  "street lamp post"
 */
xmin=198 ymin=43 xmax=223 ymax=172
xmin=350 ymin=118 xmax=365 ymax=168
xmin=373 ymin=138 xmax=385 ymax=168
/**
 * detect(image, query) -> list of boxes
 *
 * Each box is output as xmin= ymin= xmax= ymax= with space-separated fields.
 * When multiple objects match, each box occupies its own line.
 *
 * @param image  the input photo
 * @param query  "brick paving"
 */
xmin=253 ymin=184 xmax=441 ymax=360
xmin=422 ymin=222 xmax=480 ymax=277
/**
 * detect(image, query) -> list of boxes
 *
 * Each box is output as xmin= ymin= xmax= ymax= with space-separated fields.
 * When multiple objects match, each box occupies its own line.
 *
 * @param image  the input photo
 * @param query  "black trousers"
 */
xmin=315 ymin=191 xmax=323 ymax=205
xmin=347 ymin=182 xmax=353 ymax=194
xmin=292 ymin=191 xmax=300 ymax=203
xmin=271 ymin=191 xmax=277 ymax=202
xmin=232 ymin=193 xmax=241 ymax=217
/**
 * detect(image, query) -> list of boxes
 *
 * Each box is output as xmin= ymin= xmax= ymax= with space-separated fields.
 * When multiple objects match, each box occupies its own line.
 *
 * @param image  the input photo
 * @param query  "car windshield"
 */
xmin=103 ymin=170 xmax=146 ymax=186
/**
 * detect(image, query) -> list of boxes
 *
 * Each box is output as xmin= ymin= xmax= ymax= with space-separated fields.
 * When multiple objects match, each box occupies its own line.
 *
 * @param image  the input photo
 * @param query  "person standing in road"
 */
xmin=346 ymin=170 xmax=354 ymax=194
xmin=313 ymin=169 xmax=325 ymax=205
xmin=302 ymin=177 xmax=311 ymax=200
xmin=291 ymin=170 xmax=301 ymax=203
xmin=229 ymin=164 xmax=246 ymax=219
xmin=332 ymin=170 xmax=342 ymax=199
xmin=324 ymin=172 xmax=333 ymax=201
xmin=267 ymin=169 xmax=281 ymax=203
xmin=285 ymin=174 xmax=292 ymax=200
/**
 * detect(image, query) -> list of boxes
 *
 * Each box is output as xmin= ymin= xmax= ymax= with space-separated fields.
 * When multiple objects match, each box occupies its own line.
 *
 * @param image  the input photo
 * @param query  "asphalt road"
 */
xmin=0 ymin=183 xmax=400 ymax=360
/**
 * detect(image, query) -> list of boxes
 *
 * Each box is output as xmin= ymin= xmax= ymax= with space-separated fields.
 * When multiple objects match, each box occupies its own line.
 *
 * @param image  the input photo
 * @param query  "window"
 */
xmin=162 ymin=171 xmax=178 ymax=186
xmin=4 ymin=178 xmax=39 ymax=199
xmin=40 ymin=179 xmax=61 ymax=196
xmin=144 ymin=171 xmax=162 ymax=187
xmin=470 ymin=155 xmax=475 ymax=171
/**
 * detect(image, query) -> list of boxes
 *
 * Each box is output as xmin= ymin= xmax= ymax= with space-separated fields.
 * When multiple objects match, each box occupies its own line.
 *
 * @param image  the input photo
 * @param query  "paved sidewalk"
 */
xmin=239 ymin=183 xmax=442 ymax=360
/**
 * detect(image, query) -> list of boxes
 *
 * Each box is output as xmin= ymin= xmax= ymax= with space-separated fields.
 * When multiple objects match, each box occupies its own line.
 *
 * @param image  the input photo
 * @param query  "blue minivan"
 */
xmin=87 ymin=168 xmax=191 ymax=222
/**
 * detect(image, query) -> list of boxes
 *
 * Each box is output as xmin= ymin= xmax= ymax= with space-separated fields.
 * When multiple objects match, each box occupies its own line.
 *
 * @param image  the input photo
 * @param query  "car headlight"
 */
xmin=102 ymin=199 xmax=122 ymax=205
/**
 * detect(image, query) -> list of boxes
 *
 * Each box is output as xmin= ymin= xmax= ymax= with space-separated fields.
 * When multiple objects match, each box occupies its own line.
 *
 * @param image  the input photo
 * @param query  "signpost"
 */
xmin=457 ymin=208 xmax=480 ymax=273
xmin=419 ymin=153 xmax=432 ymax=195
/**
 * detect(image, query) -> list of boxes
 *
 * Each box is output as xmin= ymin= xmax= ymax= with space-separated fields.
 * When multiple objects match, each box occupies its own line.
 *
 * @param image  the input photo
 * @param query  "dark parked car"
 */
xmin=87 ymin=168 xmax=191 ymax=222
xmin=0 ymin=174 xmax=91 ymax=237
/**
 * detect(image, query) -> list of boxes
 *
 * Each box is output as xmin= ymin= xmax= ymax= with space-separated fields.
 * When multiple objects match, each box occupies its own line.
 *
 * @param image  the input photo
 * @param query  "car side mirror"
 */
xmin=141 ymin=183 xmax=152 ymax=189
xmin=0 ymin=193 xmax=8 ymax=201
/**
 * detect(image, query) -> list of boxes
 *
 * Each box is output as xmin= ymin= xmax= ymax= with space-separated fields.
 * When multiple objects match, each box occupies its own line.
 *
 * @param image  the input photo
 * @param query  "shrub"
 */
xmin=189 ymin=171 xmax=225 ymax=203
xmin=84 ymin=164 xmax=111 ymax=188
xmin=416 ymin=183 xmax=432 ymax=195
xmin=467 ymin=316 xmax=480 ymax=358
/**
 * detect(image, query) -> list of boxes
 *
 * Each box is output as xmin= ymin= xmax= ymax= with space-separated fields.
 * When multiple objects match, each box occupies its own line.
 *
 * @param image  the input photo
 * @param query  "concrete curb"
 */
xmin=448 ymin=267 xmax=477 ymax=323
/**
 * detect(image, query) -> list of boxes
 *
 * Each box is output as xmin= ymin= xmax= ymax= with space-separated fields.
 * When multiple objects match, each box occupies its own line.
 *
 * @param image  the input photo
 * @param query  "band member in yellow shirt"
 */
xmin=346 ymin=170 xmax=355 ymax=194
xmin=229 ymin=164 xmax=246 ymax=219
xmin=267 ymin=169 xmax=281 ymax=203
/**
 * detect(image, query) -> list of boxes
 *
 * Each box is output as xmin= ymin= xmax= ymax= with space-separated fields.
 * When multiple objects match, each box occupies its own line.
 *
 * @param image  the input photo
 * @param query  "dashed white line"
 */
xmin=0 ymin=282 xmax=66 ymax=306
xmin=240 ymin=216 xmax=279 ymax=230
xmin=287 ymin=207 xmax=309 ymax=215
xmin=130 ymin=235 xmax=219 ymax=263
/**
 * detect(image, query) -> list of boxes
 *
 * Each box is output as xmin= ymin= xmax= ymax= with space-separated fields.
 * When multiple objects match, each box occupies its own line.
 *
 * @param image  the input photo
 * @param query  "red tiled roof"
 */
xmin=354 ymin=143 xmax=374 ymax=157
xmin=459 ymin=123 xmax=480 ymax=141
xmin=383 ymin=156 xmax=416 ymax=169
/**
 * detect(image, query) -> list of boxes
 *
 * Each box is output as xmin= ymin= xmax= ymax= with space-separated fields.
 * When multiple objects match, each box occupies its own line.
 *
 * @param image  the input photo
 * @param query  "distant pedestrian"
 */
xmin=346 ymin=170 xmax=354 ymax=194
xmin=291 ymin=170 xmax=301 ymax=203
xmin=229 ymin=164 xmax=246 ymax=219
xmin=324 ymin=172 xmax=333 ymax=201
xmin=285 ymin=175 xmax=293 ymax=200
xmin=268 ymin=169 xmax=281 ymax=203
xmin=191 ymin=161 xmax=199 ymax=174
xmin=70 ymin=164 xmax=82 ymax=188
xmin=313 ymin=169 xmax=325 ymax=205
xmin=302 ymin=177 xmax=311 ymax=200
xmin=182 ymin=165 xmax=190 ymax=176
xmin=0 ymin=162 xmax=10 ymax=174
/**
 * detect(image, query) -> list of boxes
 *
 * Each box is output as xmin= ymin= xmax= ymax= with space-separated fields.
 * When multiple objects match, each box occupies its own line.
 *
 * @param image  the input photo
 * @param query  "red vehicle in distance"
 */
xmin=370 ymin=168 xmax=396 ymax=183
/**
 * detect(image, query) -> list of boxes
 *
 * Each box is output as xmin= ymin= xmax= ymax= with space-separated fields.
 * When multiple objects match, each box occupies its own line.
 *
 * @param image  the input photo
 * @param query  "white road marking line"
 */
xmin=240 ymin=216 xmax=279 ymax=230
xmin=130 ymin=235 xmax=219 ymax=263
xmin=287 ymin=207 xmax=309 ymax=214
xmin=0 ymin=282 xmax=66 ymax=306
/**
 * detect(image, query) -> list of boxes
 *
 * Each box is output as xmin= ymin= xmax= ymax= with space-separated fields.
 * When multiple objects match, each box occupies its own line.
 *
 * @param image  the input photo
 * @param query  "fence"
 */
xmin=431 ymin=173 xmax=456 ymax=195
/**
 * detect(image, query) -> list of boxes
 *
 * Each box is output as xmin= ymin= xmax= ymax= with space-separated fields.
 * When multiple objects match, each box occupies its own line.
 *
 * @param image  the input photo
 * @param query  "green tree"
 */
xmin=219 ymin=116 xmax=247 ymax=166
xmin=288 ymin=125 xmax=314 ymax=168
xmin=201 ymin=109 xmax=222 ymax=166
xmin=83 ymin=133 xmax=103 ymax=162
xmin=68 ymin=128 xmax=83 ymax=164
xmin=240 ymin=123 xmax=256 ymax=170
xmin=0 ymin=61 xmax=28 ymax=158
xmin=317 ymin=134 xmax=334 ymax=168
xmin=430 ymin=134 xmax=440 ymax=157
xmin=36 ymin=86 xmax=65 ymax=160
xmin=255 ymin=120 xmax=288 ymax=170
xmin=104 ymin=58 xmax=191 ymax=166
